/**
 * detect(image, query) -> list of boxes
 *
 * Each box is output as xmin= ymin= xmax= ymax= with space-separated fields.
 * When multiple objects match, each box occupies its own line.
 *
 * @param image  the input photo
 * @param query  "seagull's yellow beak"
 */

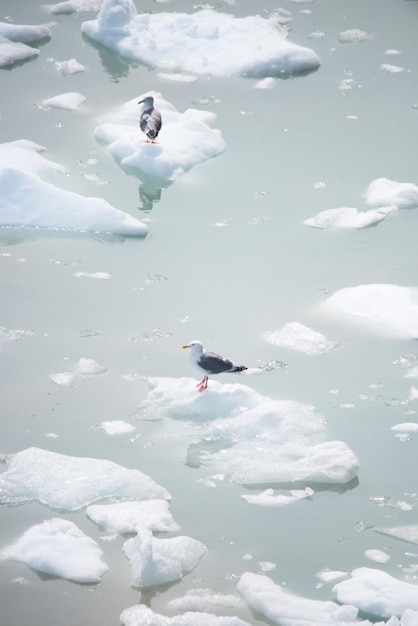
xmin=182 ymin=345 xmax=190 ymax=349
xmin=137 ymin=99 xmax=144 ymax=105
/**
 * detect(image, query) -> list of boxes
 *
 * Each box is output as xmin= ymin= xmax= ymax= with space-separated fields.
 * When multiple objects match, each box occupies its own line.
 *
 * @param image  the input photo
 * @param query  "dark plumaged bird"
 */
xmin=182 ymin=340 xmax=248 ymax=393
xmin=137 ymin=96 xmax=162 ymax=143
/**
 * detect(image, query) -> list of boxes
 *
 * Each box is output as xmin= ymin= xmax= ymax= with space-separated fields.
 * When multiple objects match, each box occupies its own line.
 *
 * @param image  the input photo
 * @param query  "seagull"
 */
xmin=137 ymin=96 xmax=162 ymax=143
xmin=182 ymin=340 xmax=247 ymax=393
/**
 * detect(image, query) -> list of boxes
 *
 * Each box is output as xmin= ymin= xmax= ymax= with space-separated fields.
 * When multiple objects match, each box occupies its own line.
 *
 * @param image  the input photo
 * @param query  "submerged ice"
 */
xmin=82 ymin=0 xmax=320 ymax=78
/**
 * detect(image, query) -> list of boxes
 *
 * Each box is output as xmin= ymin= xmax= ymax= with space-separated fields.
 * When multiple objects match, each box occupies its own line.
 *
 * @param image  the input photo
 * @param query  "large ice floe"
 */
xmin=326 ymin=284 xmax=418 ymax=339
xmin=121 ymin=604 xmax=250 ymax=626
xmin=1 ymin=518 xmax=108 ymax=583
xmin=0 ymin=447 xmax=170 ymax=511
xmin=365 ymin=178 xmax=418 ymax=210
xmin=333 ymin=568 xmax=418 ymax=619
xmin=0 ymin=21 xmax=51 ymax=68
xmin=81 ymin=0 xmax=320 ymax=78
xmin=137 ymin=378 xmax=359 ymax=493
xmin=237 ymin=572 xmax=359 ymax=625
xmin=95 ymin=92 xmax=225 ymax=183
xmin=0 ymin=140 xmax=147 ymax=236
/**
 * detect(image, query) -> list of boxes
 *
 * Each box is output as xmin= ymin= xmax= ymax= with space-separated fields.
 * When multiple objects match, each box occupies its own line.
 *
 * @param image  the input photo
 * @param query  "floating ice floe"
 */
xmin=365 ymin=178 xmax=418 ymax=210
xmin=375 ymin=525 xmax=418 ymax=545
xmin=333 ymin=567 xmax=418 ymax=618
xmin=253 ymin=77 xmax=276 ymax=90
xmin=121 ymin=605 xmax=250 ymax=626
xmin=0 ymin=447 xmax=170 ymax=510
xmin=0 ymin=327 xmax=34 ymax=343
xmin=263 ymin=321 xmax=339 ymax=355
xmin=77 ymin=357 xmax=107 ymax=375
xmin=337 ymin=29 xmax=371 ymax=44
xmin=380 ymin=64 xmax=405 ymax=74
xmin=48 ymin=371 xmax=75 ymax=386
xmin=316 ymin=569 xmax=348 ymax=584
xmin=99 ymin=420 xmax=136 ymax=435
xmin=0 ymin=140 xmax=148 ymax=236
xmin=42 ymin=92 xmax=86 ymax=111
xmin=237 ymin=572 xmax=359 ymax=625
xmin=364 ymin=549 xmax=390 ymax=564
xmin=95 ymin=92 xmax=225 ymax=183
xmin=54 ymin=58 xmax=86 ymax=75
xmin=0 ymin=22 xmax=51 ymax=68
xmin=241 ymin=487 xmax=314 ymax=506
xmin=1 ymin=518 xmax=108 ymax=583
xmin=169 ymin=588 xmax=240 ymax=612
xmin=326 ymin=284 xmax=418 ymax=339
xmin=81 ymin=0 xmax=320 ymax=78
xmin=138 ymin=377 xmax=359 ymax=488
xmin=391 ymin=423 xmax=418 ymax=433
xmin=45 ymin=0 xmax=102 ymax=14
xmin=304 ymin=206 xmax=392 ymax=230
xmin=86 ymin=500 xmax=179 ymax=534
xmin=123 ymin=525 xmax=206 ymax=588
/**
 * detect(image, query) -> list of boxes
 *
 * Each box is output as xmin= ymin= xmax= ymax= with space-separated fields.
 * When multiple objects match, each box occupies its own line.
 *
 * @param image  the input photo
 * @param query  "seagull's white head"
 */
xmin=182 ymin=340 xmax=204 ymax=356
xmin=137 ymin=96 xmax=154 ymax=108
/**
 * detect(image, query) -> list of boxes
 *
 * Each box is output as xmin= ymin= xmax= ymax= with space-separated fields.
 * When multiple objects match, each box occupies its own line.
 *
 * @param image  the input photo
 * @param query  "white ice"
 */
xmin=121 ymin=604 xmax=250 ymax=626
xmin=77 ymin=357 xmax=107 ymax=375
xmin=0 ymin=37 xmax=39 ymax=67
xmin=0 ymin=21 xmax=51 ymax=67
xmin=0 ymin=140 xmax=148 ymax=236
xmin=54 ymin=58 xmax=86 ymax=75
xmin=242 ymin=487 xmax=314 ymax=506
xmin=365 ymin=178 xmax=418 ymax=210
xmin=237 ymin=572 xmax=359 ymax=625
xmin=123 ymin=525 xmax=206 ymax=588
xmin=169 ymin=588 xmax=240 ymax=612
xmin=95 ymin=92 xmax=225 ymax=183
xmin=139 ymin=377 xmax=359 ymax=487
xmin=391 ymin=423 xmax=418 ymax=433
xmin=81 ymin=0 xmax=320 ymax=78
xmin=45 ymin=0 xmax=102 ymax=14
xmin=1 ymin=517 xmax=108 ymax=583
xmin=86 ymin=500 xmax=179 ymax=534
xmin=326 ymin=284 xmax=418 ymax=339
xmin=48 ymin=371 xmax=75 ymax=386
xmin=263 ymin=321 xmax=339 ymax=355
xmin=375 ymin=525 xmax=418 ymax=545
xmin=253 ymin=77 xmax=276 ymax=90
xmin=338 ymin=29 xmax=371 ymax=44
xmin=333 ymin=567 xmax=418 ymax=618
xmin=304 ymin=207 xmax=391 ymax=229
xmin=42 ymin=92 xmax=86 ymax=111
xmin=364 ymin=549 xmax=390 ymax=564
xmin=99 ymin=420 xmax=136 ymax=435
xmin=316 ymin=569 xmax=348 ymax=583
xmin=0 ymin=447 xmax=170 ymax=511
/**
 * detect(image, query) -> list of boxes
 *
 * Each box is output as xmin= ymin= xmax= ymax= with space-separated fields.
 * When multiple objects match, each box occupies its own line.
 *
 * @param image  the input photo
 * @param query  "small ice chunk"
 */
xmin=408 ymin=386 xmax=418 ymax=401
xmin=45 ymin=0 xmax=102 ymax=15
xmin=263 ymin=321 xmax=339 ymax=355
xmin=242 ymin=487 xmax=314 ymax=506
xmin=121 ymin=604 xmax=250 ymax=626
xmin=123 ymin=526 xmax=206 ymax=588
xmin=42 ymin=92 xmax=86 ymax=111
xmin=1 ymin=518 xmax=108 ymax=583
xmin=375 ymin=525 xmax=418 ymax=545
xmin=316 ymin=569 xmax=348 ymax=583
xmin=0 ymin=37 xmax=39 ymax=67
xmin=87 ymin=500 xmax=179 ymax=534
xmin=74 ymin=271 xmax=112 ymax=279
xmin=365 ymin=178 xmax=418 ymax=210
xmin=238 ymin=572 xmax=359 ymax=624
xmin=338 ymin=29 xmax=371 ymax=44
xmin=77 ymin=357 xmax=107 ymax=375
xmin=253 ymin=77 xmax=275 ymax=90
xmin=99 ymin=420 xmax=135 ymax=435
xmin=326 ymin=284 xmax=418 ymax=339
xmin=333 ymin=567 xmax=418 ymax=618
xmin=391 ymin=423 xmax=418 ymax=433
xmin=304 ymin=206 xmax=391 ymax=229
xmin=405 ymin=366 xmax=418 ymax=379
xmin=364 ymin=549 xmax=390 ymax=563
xmin=169 ymin=588 xmax=240 ymax=612
xmin=0 ymin=22 xmax=51 ymax=43
xmin=156 ymin=72 xmax=198 ymax=83
xmin=380 ymin=63 xmax=405 ymax=74
xmin=48 ymin=371 xmax=75 ymax=386
xmin=55 ymin=58 xmax=85 ymax=75
xmin=0 ymin=447 xmax=170 ymax=510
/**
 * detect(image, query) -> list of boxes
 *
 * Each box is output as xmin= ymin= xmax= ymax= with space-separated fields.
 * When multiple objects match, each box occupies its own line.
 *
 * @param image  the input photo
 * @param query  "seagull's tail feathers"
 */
xmin=230 ymin=365 xmax=247 ymax=373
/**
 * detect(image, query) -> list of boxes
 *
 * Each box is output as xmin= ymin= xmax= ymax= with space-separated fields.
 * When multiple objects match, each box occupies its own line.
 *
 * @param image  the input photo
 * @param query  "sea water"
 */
xmin=1 ymin=0 xmax=418 ymax=624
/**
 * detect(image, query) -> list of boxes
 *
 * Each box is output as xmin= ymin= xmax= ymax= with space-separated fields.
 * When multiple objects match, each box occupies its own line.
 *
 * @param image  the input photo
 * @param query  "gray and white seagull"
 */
xmin=182 ymin=340 xmax=247 ymax=392
xmin=137 ymin=96 xmax=162 ymax=143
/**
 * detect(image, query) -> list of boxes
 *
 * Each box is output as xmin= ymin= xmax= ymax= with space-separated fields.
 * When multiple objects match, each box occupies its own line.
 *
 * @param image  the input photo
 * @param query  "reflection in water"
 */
xmin=81 ymin=32 xmax=136 ymax=82
xmin=138 ymin=181 xmax=163 ymax=212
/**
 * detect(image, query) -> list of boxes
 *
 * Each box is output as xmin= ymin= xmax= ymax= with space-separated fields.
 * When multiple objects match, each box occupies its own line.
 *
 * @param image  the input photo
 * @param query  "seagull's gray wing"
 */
xmin=140 ymin=109 xmax=162 ymax=140
xmin=198 ymin=351 xmax=237 ymax=374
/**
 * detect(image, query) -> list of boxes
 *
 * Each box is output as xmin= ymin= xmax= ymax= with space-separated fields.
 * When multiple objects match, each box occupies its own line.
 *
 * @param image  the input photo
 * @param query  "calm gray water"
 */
xmin=1 ymin=0 xmax=418 ymax=624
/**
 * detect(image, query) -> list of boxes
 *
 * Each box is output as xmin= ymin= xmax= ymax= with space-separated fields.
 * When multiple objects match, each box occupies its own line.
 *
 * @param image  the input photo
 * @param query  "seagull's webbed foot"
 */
xmin=196 ymin=375 xmax=208 ymax=393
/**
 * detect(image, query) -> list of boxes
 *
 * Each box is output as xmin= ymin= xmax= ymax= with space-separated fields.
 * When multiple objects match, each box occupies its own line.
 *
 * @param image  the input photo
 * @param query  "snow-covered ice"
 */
xmin=0 ymin=21 xmax=51 ymax=67
xmin=0 ymin=447 xmax=170 ymax=511
xmin=99 ymin=420 xmax=136 ymax=435
xmin=333 ymin=567 xmax=418 ymax=618
xmin=237 ymin=572 xmax=359 ymax=625
xmin=365 ymin=178 xmax=418 ymax=210
xmin=54 ymin=58 xmax=85 ymax=75
xmin=82 ymin=1 xmax=320 ymax=78
xmin=42 ymin=92 xmax=86 ymax=111
xmin=304 ymin=206 xmax=391 ymax=229
xmin=364 ymin=549 xmax=390 ymax=564
xmin=138 ymin=377 xmax=359 ymax=488
xmin=375 ymin=525 xmax=418 ymax=545
xmin=326 ymin=284 xmax=418 ymax=339
xmin=76 ymin=357 xmax=107 ymax=375
xmin=86 ymin=500 xmax=179 ymax=534
xmin=0 ymin=37 xmax=40 ymax=67
xmin=48 ymin=371 xmax=75 ymax=386
xmin=242 ymin=487 xmax=314 ymax=506
xmin=1 ymin=518 xmax=108 ymax=583
xmin=95 ymin=92 xmax=226 ymax=183
xmin=123 ymin=525 xmax=206 ymax=588
xmin=169 ymin=588 xmax=240 ymax=612
xmin=263 ymin=321 xmax=339 ymax=355
xmin=0 ymin=140 xmax=148 ymax=236
xmin=121 ymin=604 xmax=250 ymax=626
